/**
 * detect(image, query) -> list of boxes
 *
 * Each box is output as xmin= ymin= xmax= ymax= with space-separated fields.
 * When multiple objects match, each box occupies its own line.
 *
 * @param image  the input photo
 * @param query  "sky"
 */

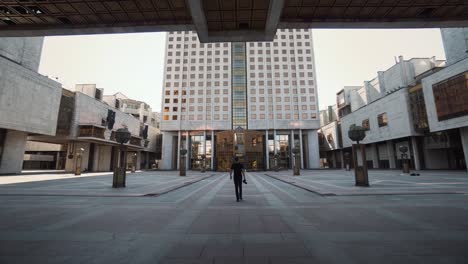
xmin=39 ymin=29 xmax=446 ymax=112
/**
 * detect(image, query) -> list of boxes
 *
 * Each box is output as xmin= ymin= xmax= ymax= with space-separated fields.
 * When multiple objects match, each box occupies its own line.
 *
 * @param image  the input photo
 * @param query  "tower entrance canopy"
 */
xmin=0 ymin=1 xmax=467 ymax=42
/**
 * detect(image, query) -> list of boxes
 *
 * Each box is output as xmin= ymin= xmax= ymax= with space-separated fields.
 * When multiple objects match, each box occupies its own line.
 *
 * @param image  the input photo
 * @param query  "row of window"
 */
xmin=248 ymin=55 xmax=312 ymax=63
xmin=164 ymin=97 xmax=230 ymax=104
xmin=163 ymin=114 xmax=230 ymax=121
xmin=361 ymin=113 xmax=389 ymax=130
xmin=166 ymin=62 xmax=313 ymax=72
xmin=166 ymin=80 xmax=314 ymax=88
xmin=168 ymin=40 xmax=311 ymax=50
xmin=162 ymin=105 xmax=316 ymax=114
xmin=164 ymin=87 xmax=315 ymax=96
xmin=251 ymin=113 xmax=317 ymax=120
xmin=250 ymin=104 xmax=316 ymax=111
xmin=163 ymin=113 xmax=317 ymax=122
xmin=167 ymin=32 xmax=310 ymax=43
xmin=166 ymin=58 xmax=229 ymax=64
xmin=250 ymin=97 xmax=315 ymax=103
xmin=166 ymin=73 xmax=230 ymax=79
xmin=167 ymin=47 xmax=312 ymax=57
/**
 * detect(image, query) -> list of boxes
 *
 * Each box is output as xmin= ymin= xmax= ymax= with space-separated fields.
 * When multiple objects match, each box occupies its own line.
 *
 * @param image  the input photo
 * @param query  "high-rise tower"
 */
xmin=160 ymin=29 xmax=320 ymax=171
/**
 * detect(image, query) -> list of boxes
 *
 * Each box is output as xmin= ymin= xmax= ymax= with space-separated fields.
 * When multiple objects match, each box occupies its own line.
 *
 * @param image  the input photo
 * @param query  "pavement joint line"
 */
xmin=263 ymin=173 xmax=468 ymax=197
xmin=253 ymin=174 xmax=356 ymax=263
xmin=264 ymin=173 xmax=325 ymax=197
xmin=0 ymin=174 xmax=217 ymax=198
xmin=144 ymin=173 xmax=216 ymax=197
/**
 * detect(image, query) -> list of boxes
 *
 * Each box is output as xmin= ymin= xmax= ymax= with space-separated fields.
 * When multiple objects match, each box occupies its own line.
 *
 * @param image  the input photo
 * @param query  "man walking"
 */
xmin=230 ymin=157 xmax=246 ymax=202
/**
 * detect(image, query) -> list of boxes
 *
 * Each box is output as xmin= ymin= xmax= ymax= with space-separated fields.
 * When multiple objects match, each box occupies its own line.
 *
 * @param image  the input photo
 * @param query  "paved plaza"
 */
xmin=0 ymin=170 xmax=467 ymax=263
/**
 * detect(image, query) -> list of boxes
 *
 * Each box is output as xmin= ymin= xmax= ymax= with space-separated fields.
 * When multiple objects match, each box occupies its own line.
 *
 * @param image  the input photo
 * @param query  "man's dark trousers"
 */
xmin=234 ymin=176 xmax=242 ymax=200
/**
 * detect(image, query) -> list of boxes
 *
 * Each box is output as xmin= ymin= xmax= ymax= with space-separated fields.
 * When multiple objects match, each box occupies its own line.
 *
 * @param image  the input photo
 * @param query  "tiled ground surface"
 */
xmin=0 ymin=171 xmax=214 ymax=196
xmin=265 ymin=169 xmax=468 ymax=195
xmin=0 ymin=170 xmax=467 ymax=263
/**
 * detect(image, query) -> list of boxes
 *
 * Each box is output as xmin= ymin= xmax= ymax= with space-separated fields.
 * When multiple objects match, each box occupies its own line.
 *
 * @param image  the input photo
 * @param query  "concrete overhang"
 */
xmin=0 ymin=1 xmax=467 ymax=42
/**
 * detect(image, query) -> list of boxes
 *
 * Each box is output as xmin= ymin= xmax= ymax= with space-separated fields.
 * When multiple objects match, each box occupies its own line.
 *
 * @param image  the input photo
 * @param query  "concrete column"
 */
xmin=299 ymin=129 xmax=304 ymax=169
xmin=0 ymin=130 xmax=27 ymax=175
xmin=136 ymin=151 xmax=142 ymax=170
xmin=55 ymin=152 xmax=61 ymax=170
xmin=411 ymin=137 xmax=421 ymax=170
xmin=386 ymin=141 xmax=396 ymax=169
xmin=185 ymin=131 xmax=190 ymax=170
xmin=460 ymin=127 xmax=468 ymax=173
xmin=177 ymin=131 xmax=181 ymax=170
xmin=290 ymin=129 xmax=295 ymax=169
xmin=339 ymin=150 xmax=344 ymax=169
xmin=307 ymin=130 xmax=320 ymax=169
xmin=211 ymin=130 xmax=215 ymax=170
xmin=265 ymin=130 xmax=270 ymax=170
xmin=92 ymin=144 xmax=100 ymax=172
xmin=273 ymin=130 xmax=277 ymax=155
xmin=146 ymin=152 xmax=150 ymax=169
xmin=203 ymin=130 xmax=207 ymax=156
xmin=371 ymin=143 xmax=379 ymax=169
xmin=160 ymin=131 xmax=175 ymax=170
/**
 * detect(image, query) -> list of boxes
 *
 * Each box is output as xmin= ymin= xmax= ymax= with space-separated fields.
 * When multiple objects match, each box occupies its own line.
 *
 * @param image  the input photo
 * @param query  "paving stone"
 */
xmin=0 ymin=171 xmax=467 ymax=263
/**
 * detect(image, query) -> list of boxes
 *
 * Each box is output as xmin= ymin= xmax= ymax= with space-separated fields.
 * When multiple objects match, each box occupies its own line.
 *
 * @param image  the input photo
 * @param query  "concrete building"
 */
xmin=160 ymin=29 xmax=320 ymax=171
xmin=103 ymin=92 xmax=160 ymax=127
xmin=421 ymin=28 xmax=468 ymax=172
xmin=23 ymin=142 xmax=66 ymax=170
xmin=29 ymin=85 xmax=162 ymax=173
xmin=319 ymin=56 xmax=455 ymax=170
xmin=0 ymin=37 xmax=62 ymax=174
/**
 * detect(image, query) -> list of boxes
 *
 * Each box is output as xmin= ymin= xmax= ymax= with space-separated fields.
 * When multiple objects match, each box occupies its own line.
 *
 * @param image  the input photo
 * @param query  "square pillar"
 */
xmin=160 ymin=131 xmax=175 ymax=170
xmin=177 ymin=131 xmax=181 ymax=170
xmin=460 ymin=127 xmax=468 ymax=173
xmin=185 ymin=131 xmax=190 ymax=170
xmin=299 ymin=129 xmax=304 ymax=169
xmin=273 ymin=130 xmax=278 ymax=155
xmin=0 ymin=130 xmax=27 ymax=175
xmin=307 ymin=130 xmax=320 ymax=169
xmin=411 ymin=137 xmax=421 ymax=171
xmin=290 ymin=130 xmax=295 ymax=169
xmin=211 ymin=130 xmax=215 ymax=170
xmin=386 ymin=141 xmax=396 ymax=169
xmin=265 ymin=130 xmax=270 ymax=170
xmin=371 ymin=143 xmax=379 ymax=169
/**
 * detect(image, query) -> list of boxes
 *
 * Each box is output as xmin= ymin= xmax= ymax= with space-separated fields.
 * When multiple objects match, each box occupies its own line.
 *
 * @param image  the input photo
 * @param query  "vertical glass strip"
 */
xmin=231 ymin=42 xmax=248 ymax=129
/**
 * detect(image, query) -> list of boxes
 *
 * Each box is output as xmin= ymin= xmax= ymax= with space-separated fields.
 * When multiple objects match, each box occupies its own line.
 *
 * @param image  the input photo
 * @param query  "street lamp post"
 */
xmin=74 ymin=148 xmax=85 ymax=176
xmin=292 ymin=147 xmax=300 ymax=176
xmin=348 ymin=125 xmax=369 ymax=187
xmin=180 ymin=149 xmax=187 ymax=176
xmin=399 ymin=145 xmax=410 ymax=173
xmin=113 ymin=127 xmax=131 ymax=188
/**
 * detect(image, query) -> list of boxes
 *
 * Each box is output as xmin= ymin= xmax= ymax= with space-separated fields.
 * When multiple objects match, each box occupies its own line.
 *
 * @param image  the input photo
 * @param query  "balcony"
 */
xmin=78 ymin=125 xmax=105 ymax=139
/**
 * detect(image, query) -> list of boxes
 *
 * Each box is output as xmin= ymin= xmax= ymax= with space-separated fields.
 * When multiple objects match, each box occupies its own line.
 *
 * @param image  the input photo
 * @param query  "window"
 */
xmin=378 ymin=113 xmax=388 ymax=127
xmin=362 ymin=119 xmax=370 ymax=130
xmin=163 ymin=115 xmax=169 ymax=121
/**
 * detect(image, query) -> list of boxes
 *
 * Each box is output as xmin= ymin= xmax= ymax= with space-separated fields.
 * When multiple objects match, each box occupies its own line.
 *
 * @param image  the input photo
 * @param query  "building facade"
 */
xmin=421 ymin=28 xmax=468 ymax=171
xmin=319 ymin=26 xmax=468 ymax=172
xmin=28 ymin=85 xmax=162 ymax=173
xmin=0 ymin=37 xmax=62 ymax=174
xmin=160 ymin=29 xmax=320 ymax=171
xmin=318 ymin=56 xmax=463 ymax=171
